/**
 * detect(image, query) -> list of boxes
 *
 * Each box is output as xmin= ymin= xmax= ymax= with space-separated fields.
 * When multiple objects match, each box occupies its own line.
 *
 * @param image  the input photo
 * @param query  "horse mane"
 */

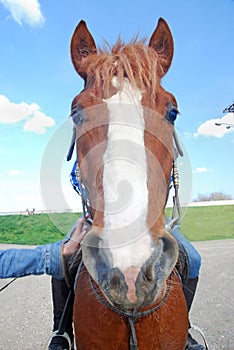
xmin=81 ymin=37 xmax=161 ymax=99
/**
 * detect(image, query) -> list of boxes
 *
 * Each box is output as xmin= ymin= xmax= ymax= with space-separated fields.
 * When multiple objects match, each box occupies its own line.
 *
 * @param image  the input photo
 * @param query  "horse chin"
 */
xmin=82 ymin=233 xmax=178 ymax=311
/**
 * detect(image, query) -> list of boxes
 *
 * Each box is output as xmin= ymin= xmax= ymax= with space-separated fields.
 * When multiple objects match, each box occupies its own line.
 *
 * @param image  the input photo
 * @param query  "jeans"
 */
xmin=171 ymin=225 xmax=201 ymax=279
xmin=0 ymin=241 xmax=63 ymax=280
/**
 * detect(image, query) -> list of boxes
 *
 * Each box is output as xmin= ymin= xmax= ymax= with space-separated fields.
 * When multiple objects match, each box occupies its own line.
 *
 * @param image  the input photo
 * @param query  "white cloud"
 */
xmin=194 ymin=167 xmax=210 ymax=173
xmin=0 ymin=95 xmax=32 ymax=123
xmin=0 ymin=0 xmax=45 ymax=27
xmin=8 ymin=169 xmax=22 ymax=176
xmin=23 ymin=110 xmax=55 ymax=134
xmin=194 ymin=113 xmax=234 ymax=138
xmin=0 ymin=94 xmax=55 ymax=134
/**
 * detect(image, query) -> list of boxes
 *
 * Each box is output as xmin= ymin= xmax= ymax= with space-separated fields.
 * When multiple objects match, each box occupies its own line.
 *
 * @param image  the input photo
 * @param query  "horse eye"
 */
xmin=166 ymin=104 xmax=178 ymax=125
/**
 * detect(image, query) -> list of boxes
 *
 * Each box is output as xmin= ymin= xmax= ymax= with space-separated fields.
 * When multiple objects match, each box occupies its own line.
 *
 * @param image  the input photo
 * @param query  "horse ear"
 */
xmin=149 ymin=18 xmax=174 ymax=77
xmin=70 ymin=20 xmax=97 ymax=79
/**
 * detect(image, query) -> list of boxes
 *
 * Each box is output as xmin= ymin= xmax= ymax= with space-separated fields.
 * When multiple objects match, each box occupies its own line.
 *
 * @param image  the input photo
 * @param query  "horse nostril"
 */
xmin=142 ymin=253 xmax=158 ymax=283
xmin=109 ymin=268 xmax=123 ymax=289
xmin=144 ymin=263 xmax=155 ymax=282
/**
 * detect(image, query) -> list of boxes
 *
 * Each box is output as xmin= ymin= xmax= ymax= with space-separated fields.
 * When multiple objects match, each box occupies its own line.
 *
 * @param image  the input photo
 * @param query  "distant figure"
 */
xmin=26 ymin=208 xmax=35 ymax=216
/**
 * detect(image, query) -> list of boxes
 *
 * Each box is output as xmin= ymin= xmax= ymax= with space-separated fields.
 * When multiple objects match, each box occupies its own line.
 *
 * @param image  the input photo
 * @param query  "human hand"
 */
xmin=62 ymin=216 xmax=88 ymax=256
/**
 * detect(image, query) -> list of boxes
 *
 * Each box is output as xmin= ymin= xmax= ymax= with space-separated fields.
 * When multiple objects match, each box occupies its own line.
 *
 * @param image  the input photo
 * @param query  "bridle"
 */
xmin=166 ymin=130 xmax=184 ymax=232
xmin=67 ymin=115 xmax=93 ymax=225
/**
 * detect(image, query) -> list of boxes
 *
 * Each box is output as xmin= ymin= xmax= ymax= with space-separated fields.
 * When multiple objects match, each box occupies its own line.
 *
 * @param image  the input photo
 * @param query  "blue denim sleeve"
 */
xmin=0 ymin=241 xmax=63 ymax=280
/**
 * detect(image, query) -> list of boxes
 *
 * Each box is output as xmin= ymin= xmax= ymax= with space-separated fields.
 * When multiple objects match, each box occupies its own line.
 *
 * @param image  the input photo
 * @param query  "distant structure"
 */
xmin=223 ymin=101 xmax=234 ymax=113
xmin=215 ymin=101 xmax=234 ymax=129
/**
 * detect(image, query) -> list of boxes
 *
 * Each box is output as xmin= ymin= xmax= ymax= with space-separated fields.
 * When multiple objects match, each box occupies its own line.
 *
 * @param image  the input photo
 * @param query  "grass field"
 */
xmin=0 ymin=205 xmax=233 ymax=245
xmin=171 ymin=205 xmax=234 ymax=241
xmin=0 ymin=212 xmax=79 ymax=245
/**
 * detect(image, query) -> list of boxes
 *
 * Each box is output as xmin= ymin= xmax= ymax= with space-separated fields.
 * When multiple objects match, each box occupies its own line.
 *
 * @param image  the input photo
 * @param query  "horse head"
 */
xmin=70 ymin=18 xmax=179 ymax=311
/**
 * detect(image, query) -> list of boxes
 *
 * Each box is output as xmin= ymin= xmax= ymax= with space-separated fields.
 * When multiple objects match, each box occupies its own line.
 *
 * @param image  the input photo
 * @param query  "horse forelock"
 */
xmin=80 ymin=39 xmax=161 ymax=99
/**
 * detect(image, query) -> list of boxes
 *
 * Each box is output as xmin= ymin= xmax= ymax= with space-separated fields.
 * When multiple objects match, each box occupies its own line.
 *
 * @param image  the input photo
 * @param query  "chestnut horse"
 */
xmin=70 ymin=18 xmax=188 ymax=349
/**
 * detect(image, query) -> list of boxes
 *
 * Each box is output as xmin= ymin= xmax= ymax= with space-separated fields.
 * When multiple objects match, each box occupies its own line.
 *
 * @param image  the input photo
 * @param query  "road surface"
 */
xmin=0 ymin=240 xmax=233 ymax=349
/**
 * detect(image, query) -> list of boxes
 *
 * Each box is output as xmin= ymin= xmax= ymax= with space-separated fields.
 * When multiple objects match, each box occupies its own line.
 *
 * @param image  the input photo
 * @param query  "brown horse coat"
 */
xmin=74 ymin=268 xmax=188 ymax=349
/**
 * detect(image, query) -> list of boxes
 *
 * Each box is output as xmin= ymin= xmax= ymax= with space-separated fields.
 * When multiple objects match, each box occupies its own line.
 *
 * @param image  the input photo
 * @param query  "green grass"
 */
xmin=0 ymin=212 xmax=82 ymax=245
xmin=166 ymin=205 xmax=234 ymax=241
xmin=0 ymin=205 xmax=233 ymax=245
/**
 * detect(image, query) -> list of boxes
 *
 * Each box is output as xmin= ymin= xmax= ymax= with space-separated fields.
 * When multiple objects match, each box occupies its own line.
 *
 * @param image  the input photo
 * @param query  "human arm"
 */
xmin=0 ymin=217 xmax=87 ymax=280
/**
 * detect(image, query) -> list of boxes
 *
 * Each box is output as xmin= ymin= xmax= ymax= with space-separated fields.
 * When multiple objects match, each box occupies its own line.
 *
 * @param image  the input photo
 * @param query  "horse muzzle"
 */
xmin=82 ymin=232 xmax=178 ymax=311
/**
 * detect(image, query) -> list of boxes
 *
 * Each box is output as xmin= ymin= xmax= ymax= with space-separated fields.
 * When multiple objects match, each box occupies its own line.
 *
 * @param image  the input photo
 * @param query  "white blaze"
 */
xmin=103 ymin=78 xmax=153 ymax=271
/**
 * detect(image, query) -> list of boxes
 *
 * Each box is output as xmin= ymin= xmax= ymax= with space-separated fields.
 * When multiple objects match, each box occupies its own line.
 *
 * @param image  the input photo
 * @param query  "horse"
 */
xmin=70 ymin=18 xmax=189 ymax=349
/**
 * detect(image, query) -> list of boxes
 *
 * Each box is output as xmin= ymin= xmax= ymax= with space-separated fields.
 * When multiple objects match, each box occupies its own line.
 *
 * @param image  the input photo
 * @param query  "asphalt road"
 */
xmin=0 ymin=239 xmax=233 ymax=350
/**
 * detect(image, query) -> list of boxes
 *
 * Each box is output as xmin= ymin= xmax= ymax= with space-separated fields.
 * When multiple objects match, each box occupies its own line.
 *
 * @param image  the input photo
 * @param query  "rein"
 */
xmin=0 ymin=277 xmax=17 ymax=292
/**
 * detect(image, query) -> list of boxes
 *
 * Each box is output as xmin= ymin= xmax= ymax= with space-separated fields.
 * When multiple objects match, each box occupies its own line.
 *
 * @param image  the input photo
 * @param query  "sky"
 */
xmin=0 ymin=0 xmax=234 ymax=213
